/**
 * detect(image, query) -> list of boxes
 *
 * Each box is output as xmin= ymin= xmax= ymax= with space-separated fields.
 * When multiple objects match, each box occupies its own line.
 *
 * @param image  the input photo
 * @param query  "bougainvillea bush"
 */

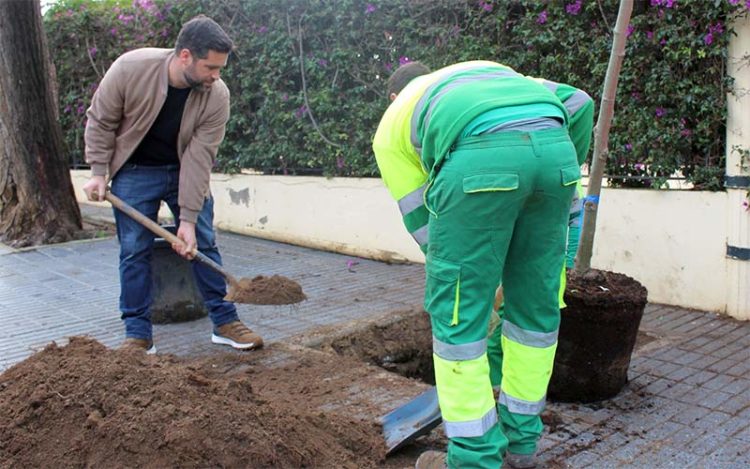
xmin=44 ymin=0 xmax=749 ymax=188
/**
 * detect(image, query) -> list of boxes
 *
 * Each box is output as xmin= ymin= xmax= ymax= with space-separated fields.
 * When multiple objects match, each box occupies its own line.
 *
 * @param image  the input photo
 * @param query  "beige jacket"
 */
xmin=84 ymin=48 xmax=230 ymax=223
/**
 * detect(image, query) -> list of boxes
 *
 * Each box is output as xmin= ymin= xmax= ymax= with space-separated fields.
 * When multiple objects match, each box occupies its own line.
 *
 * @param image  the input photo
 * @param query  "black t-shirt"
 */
xmin=128 ymin=85 xmax=192 ymax=166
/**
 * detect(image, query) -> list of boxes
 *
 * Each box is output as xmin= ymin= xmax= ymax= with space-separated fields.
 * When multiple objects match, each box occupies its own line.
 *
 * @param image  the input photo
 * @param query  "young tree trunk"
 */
xmin=0 ymin=0 xmax=82 ymax=248
xmin=573 ymin=0 xmax=634 ymax=274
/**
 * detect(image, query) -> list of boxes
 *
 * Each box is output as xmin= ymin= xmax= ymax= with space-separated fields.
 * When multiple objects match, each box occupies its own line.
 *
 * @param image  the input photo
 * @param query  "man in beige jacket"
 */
xmin=82 ymin=15 xmax=262 ymax=353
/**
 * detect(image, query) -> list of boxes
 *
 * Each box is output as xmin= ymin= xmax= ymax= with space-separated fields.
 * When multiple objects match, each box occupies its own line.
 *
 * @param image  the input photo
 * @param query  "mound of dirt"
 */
xmin=228 ymin=275 xmax=307 ymax=305
xmin=0 ymin=337 xmax=385 ymax=468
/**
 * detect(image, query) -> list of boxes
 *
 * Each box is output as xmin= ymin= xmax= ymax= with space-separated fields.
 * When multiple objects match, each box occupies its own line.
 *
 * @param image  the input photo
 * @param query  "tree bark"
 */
xmin=574 ymin=0 xmax=633 ymax=274
xmin=0 ymin=0 xmax=82 ymax=248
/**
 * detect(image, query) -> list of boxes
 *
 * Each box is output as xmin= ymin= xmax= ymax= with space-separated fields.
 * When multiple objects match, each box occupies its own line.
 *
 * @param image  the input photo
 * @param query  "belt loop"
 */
xmin=530 ymin=132 xmax=542 ymax=158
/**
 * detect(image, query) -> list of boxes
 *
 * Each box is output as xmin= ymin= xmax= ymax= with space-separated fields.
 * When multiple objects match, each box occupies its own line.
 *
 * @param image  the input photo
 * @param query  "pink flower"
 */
xmin=365 ymin=3 xmax=376 ymax=14
xmin=479 ymin=1 xmax=493 ymax=13
xmin=627 ymin=24 xmax=634 ymax=37
xmin=625 ymin=143 xmax=633 ymax=151
xmin=566 ymin=0 xmax=582 ymax=15
xmin=88 ymin=46 xmax=97 ymax=56
xmin=634 ymin=163 xmax=645 ymax=170
xmin=704 ymin=32 xmax=714 ymax=45
xmin=399 ymin=56 xmax=411 ymax=66
xmin=655 ymin=107 xmax=666 ymax=117
xmin=646 ymin=31 xmax=654 ymax=40
xmin=294 ymin=105 xmax=308 ymax=118
xmin=537 ymin=10 xmax=548 ymax=25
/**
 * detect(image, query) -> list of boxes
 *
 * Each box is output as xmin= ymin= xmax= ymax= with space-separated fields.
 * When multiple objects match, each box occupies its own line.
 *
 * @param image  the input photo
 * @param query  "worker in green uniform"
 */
xmin=372 ymin=61 xmax=593 ymax=469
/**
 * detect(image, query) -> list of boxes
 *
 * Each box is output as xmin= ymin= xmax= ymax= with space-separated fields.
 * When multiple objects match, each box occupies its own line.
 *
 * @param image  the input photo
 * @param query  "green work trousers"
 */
xmin=424 ymin=128 xmax=580 ymax=468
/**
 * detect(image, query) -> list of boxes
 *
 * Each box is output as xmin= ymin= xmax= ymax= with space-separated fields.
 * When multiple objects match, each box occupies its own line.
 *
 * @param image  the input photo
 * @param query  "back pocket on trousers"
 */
xmin=463 ymin=173 xmax=519 ymax=193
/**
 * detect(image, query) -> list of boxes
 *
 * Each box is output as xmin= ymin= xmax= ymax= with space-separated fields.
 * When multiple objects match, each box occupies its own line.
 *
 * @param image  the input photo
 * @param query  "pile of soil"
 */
xmin=0 ymin=337 xmax=385 ymax=468
xmin=227 ymin=274 xmax=306 ymax=305
xmin=311 ymin=308 xmax=435 ymax=385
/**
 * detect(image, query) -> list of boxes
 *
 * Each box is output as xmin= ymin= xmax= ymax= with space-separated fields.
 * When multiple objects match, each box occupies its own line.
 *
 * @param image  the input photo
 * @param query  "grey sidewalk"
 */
xmin=1 ymin=210 xmax=749 ymax=468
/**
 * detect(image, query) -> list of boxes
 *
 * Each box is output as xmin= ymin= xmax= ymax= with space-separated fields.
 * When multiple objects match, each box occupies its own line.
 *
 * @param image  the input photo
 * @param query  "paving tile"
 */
xmin=658 ymin=381 xmax=695 ymax=401
xmin=685 ymin=430 xmax=734 ymax=456
xmin=720 ymin=394 xmax=750 ymax=415
xmin=668 ymin=405 xmax=711 ymax=425
xmin=566 ymin=450 xmax=603 ymax=467
xmin=685 ymin=354 xmax=721 ymax=371
xmin=692 ymin=410 xmax=734 ymax=430
xmin=707 ymin=358 xmax=741 ymax=374
xmin=665 ymin=365 xmax=699 ymax=381
xmin=700 ymin=439 xmax=749 ymax=466
xmin=682 ymin=369 xmax=719 ymax=387
xmin=725 ymin=361 xmax=750 ymax=378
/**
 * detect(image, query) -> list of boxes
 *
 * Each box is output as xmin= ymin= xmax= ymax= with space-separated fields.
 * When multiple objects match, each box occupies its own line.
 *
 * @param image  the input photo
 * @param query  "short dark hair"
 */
xmin=387 ymin=61 xmax=431 ymax=97
xmin=175 ymin=15 xmax=233 ymax=59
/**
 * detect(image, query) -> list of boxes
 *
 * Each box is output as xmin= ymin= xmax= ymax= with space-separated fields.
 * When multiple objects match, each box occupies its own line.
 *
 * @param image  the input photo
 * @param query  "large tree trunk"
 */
xmin=0 ymin=0 xmax=82 ymax=248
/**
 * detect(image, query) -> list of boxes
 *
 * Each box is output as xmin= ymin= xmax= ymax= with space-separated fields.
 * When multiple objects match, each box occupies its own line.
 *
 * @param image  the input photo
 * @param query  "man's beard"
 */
xmin=183 ymin=67 xmax=209 ymax=91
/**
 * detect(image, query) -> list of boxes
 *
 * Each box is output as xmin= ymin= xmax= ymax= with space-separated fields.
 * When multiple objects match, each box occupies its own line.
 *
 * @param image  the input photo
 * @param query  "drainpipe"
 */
xmin=726 ymin=14 xmax=750 ymax=320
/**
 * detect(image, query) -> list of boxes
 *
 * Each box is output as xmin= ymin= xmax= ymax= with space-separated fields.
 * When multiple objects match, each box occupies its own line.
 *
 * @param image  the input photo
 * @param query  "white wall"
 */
xmin=591 ymin=189 xmax=728 ymax=313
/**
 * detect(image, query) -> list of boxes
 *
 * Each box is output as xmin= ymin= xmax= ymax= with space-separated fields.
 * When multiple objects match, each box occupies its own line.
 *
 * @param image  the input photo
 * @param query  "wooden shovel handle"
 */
xmin=103 ymin=191 xmax=238 ymax=286
xmin=104 ymin=192 xmax=183 ymax=247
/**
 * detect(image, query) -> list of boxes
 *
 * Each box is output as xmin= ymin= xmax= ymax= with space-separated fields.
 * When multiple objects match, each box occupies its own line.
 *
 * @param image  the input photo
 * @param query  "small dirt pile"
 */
xmin=227 ymin=274 xmax=306 ymax=305
xmin=0 ymin=337 xmax=384 ymax=468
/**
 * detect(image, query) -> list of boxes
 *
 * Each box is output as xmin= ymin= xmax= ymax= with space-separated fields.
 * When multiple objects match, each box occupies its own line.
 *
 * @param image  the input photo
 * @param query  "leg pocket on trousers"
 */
xmin=424 ymin=256 xmax=462 ymax=326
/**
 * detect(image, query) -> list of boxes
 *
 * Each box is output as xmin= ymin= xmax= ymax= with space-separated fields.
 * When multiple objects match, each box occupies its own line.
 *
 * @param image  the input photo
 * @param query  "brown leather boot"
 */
xmin=415 ymin=450 xmax=447 ymax=469
xmin=119 ymin=338 xmax=156 ymax=354
xmin=211 ymin=321 xmax=264 ymax=350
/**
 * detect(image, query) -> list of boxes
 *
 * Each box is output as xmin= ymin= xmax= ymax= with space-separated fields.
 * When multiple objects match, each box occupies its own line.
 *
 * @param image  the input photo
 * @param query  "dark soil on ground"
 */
xmin=309 ymin=308 xmax=435 ymax=385
xmin=227 ymin=274 xmax=307 ymax=305
xmin=0 ymin=337 xmax=391 ymax=468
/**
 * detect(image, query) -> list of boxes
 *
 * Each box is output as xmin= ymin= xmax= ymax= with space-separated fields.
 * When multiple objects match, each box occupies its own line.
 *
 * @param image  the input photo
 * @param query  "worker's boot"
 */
xmin=212 ymin=320 xmax=264 ymax=350
xmin=415 ymin=450 xmax=447 ymax=469
xmin=505 ymin=452 xmax=537 ymax=469
xmin=119 ymin=338 xmax=156 ymax=354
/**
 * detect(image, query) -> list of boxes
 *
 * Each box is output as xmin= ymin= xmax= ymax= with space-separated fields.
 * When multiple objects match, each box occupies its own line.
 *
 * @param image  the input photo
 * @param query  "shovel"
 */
xmin=381 ymin=386 xmax=442 ymax=454
xmin=103 ymin=191 xmax=244 ymax=298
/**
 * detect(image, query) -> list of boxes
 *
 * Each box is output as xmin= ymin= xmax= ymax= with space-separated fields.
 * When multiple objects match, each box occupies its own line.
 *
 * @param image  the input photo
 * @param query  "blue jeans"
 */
xmin=111 ymin=164 xmax=238 ymax=340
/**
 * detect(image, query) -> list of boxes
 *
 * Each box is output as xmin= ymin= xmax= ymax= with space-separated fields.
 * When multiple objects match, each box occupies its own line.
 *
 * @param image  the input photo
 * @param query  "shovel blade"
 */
xmin=381 ymin=387 xmax=442 ymax=454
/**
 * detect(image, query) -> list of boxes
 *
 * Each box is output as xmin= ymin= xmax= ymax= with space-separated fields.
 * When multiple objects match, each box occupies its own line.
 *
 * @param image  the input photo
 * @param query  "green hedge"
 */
xmin=44 ymin=0 xmax=749 ymax=189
